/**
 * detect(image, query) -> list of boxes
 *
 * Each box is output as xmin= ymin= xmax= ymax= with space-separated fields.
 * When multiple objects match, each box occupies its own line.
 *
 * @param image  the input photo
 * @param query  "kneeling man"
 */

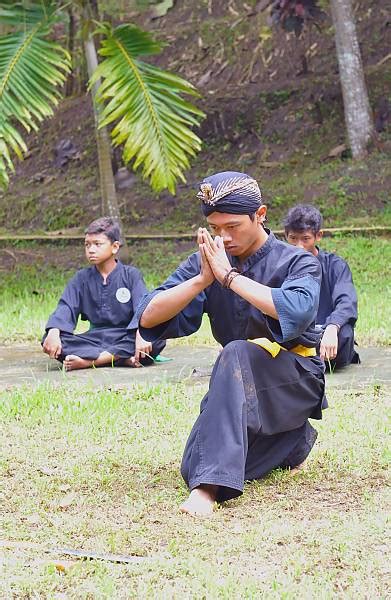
xmin=137 ymin=171 xmax=326 ymax=516
xmin=42 ymin=217 xmax=165 ymax=370
xmin=284 ymin=204 xmax=360 ymax=370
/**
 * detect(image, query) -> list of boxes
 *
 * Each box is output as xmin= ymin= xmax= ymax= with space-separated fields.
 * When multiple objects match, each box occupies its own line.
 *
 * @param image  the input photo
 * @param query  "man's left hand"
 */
xmin=131 ymin=330 xmax=153 ymax=367
xmin=199 ymin=228 xmax=232 ymax=283
xmin=320 ymin=324 xmax=339 ymax=361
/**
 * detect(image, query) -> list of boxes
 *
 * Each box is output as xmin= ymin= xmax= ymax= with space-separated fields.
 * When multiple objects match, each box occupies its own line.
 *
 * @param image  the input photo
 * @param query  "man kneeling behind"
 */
xmin=284 ymin=204 xmax=360 ymax=370
xmin=42 ymin=217 xmax=165 ymax=371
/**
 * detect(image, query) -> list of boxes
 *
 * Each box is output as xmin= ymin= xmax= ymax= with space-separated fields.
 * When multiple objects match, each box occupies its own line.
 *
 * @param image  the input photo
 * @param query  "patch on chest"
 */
xmin=116 ymin=287 xmax=131 ymax=303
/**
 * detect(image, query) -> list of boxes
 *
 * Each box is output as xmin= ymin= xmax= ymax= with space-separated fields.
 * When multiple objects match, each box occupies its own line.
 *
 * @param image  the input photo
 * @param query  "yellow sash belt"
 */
xmin=248 ymin=337 xmax=316 ymax=358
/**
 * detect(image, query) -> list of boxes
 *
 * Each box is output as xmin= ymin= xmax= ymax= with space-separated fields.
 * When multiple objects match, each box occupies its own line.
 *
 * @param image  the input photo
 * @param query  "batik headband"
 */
xmin=198 ymin=171 xmax=263 ymax=216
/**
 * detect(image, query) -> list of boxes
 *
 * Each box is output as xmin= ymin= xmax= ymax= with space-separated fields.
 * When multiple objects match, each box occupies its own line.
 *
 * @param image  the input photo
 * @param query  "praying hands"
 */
xmin=198 ymin=227 xmax=232 ymax=284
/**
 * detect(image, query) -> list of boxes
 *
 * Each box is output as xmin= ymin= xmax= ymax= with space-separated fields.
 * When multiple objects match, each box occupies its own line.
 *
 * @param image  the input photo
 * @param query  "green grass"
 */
xmin=319 ymin=235 xmax=391 ymax=346
xmin=0 ymin=234 xmax=389 ymax=346
xmin=0 ymin=234 xmax=389 ymax=596
xmin=0 ymin=381 xmax=389 ymax=597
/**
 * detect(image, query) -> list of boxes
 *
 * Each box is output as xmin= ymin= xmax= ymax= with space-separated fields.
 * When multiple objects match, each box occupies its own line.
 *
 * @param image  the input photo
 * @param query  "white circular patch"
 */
xmin=116 ymin=287 xmax=131 ymax=303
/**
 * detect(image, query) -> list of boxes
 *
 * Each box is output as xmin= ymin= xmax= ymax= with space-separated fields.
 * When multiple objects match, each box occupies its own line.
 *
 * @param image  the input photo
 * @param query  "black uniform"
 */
xmin=44 ymin=260 xmax=165 ymax=362
xmin=138 ymin=232 xmax=326 ymax=501
xmin=317 ymin=250 xmax=359 ymax=369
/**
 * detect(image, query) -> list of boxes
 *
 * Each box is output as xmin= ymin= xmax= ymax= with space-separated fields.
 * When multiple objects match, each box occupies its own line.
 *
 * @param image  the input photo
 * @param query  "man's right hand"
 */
xmin=140 ymin=231 xmax=215 ymax=329
xmin=198 ymin=228 xmax=215 ymax=287
xmin=42 ymin=328 xmax=62 ymax=359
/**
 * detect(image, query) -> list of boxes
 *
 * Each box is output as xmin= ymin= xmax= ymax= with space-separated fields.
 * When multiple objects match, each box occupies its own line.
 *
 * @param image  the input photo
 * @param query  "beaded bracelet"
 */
xmin=222 ymin=267 xmax=241 ymax=289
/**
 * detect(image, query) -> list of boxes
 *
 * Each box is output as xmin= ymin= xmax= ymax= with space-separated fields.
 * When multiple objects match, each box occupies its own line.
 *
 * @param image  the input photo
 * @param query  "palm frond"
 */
xmin=0 ymin=2 xmax=71 ymax=188
xmin=91 ymin=23 xmax=205 ymax=194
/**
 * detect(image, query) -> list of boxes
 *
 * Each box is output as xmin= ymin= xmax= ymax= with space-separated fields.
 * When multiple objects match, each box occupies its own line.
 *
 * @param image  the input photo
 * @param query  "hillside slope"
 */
xmin=0 ymin=0 xmax=390 ymax=233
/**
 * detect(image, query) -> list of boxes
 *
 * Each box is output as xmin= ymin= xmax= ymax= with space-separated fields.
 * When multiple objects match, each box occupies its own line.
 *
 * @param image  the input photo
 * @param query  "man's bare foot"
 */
xmin=289 ymin=460 xmax=307 ymax=476
xmin=180 ymin=485 xmax=218 ymax=517
xmin=63 ymin=355 xmax=93 ymax=371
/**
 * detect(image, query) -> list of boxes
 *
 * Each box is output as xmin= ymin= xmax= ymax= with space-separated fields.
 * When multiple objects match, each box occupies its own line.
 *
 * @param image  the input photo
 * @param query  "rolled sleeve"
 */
xmin=270 ymin=274 xmax=320 ymax=342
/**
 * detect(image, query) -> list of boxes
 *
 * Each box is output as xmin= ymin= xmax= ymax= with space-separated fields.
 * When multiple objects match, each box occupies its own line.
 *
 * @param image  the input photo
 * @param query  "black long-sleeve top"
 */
xmin=137 ymin=231 xmax=323 ymax=350
xmin=45 ymin=260 xmax=145 ymax=333
xmin=316 ymin=250 xmax=358 ymax=329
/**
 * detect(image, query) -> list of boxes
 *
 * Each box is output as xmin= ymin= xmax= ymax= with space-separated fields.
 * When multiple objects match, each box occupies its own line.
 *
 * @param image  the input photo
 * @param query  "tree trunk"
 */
xmin=330 ymin=0 xmax=374 ymax=158
xmin=82 ymin=0 xmax=129 ymax=259
xmin=64 ymin=7 xmax=76 ymax=97
xmin=83 ymin=36 xmax=118 ymax=218
xmin=83 ymin=33 xmax=130 ymax=259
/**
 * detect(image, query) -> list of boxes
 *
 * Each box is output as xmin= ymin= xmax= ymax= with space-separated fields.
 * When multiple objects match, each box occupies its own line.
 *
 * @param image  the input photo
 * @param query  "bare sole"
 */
xmin=289 ymin=460 xmax=307 ymax=476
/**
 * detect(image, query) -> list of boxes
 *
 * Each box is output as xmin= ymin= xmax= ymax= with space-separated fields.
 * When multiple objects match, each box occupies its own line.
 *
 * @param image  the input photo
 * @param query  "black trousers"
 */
xmin=43 ymin=327 xmax=166 ymax=363
xmin=181 ymin=340 xmax=325 ymax=502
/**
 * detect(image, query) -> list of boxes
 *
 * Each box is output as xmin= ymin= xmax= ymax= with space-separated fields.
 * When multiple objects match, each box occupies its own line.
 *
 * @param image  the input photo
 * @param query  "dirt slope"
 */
xmin=0 ymin=0 xmax=390 ymax=234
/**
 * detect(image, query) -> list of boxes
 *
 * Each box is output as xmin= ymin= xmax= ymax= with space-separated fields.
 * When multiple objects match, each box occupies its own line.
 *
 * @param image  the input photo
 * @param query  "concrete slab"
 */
xmin=324 ymin=346 xmax=391 ymax=390
xmin=0 ymin=345 xmax=389 ymax=390
xmin=0 ymin=344 xmax=219 ymax=390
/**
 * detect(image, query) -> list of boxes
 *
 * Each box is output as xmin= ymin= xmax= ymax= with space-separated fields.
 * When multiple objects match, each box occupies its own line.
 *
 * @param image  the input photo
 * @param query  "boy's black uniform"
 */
xmin=44 ymin=260 xmax=165 ymax=362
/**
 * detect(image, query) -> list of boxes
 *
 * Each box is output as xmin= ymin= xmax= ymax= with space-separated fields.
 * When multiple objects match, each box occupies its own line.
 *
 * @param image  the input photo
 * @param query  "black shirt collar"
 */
xmin=93 ymin=259 xmax=122 ymax=282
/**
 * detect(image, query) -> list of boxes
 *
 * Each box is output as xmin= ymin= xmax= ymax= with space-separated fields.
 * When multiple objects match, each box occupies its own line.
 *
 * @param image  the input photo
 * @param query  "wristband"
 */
xmin=222 ymin=267 xmax=240 ymax=289
xmin=227 ymin=271 xmax=241 ymax=289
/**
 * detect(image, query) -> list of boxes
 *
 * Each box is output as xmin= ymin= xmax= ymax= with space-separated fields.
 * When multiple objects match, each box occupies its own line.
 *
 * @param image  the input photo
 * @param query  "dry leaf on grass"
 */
xmin=37 ymin=466 xmax=57 ymax=476
xmin=54 ymin=559 xmax=78 ymax=573
xmin=57 ymin=492 xmax=77 ymax=510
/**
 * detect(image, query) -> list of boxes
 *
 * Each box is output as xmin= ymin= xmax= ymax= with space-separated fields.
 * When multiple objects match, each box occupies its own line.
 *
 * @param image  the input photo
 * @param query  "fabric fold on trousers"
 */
xmin=181 ymin=340 xmax=324 ymax=502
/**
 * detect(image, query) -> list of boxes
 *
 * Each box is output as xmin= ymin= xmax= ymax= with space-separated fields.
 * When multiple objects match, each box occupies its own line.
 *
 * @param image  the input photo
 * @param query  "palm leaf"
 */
xmin=91 ymin=23 xmax=205 ymax=194
xmin=0 ymin=2 xmax=71 ymax=188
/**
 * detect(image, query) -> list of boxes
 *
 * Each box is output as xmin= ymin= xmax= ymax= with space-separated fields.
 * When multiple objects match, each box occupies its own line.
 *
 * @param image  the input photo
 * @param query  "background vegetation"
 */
xmin=0 ymin=0 xmax=389 ymax=234
xmin=0 ymin=234 xmax=390 ymax=347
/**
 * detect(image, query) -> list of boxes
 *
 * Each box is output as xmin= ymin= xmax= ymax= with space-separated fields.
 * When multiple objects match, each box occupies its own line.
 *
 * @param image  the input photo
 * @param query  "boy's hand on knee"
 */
xmin=320 ymin=325 xmax=338 ymax=361
xmin=134 ymin=330 xmax=153 ymax=365
xmin=43 ymin=328 xmax=62 ymax=359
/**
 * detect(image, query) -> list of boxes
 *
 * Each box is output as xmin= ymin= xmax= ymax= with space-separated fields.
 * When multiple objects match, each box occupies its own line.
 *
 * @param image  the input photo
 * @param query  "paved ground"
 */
xmin=0 ymin=344 xmax=389 ymax=390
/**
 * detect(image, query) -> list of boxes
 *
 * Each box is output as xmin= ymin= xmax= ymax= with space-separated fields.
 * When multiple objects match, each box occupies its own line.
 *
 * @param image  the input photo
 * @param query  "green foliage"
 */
xmin=0 ymin=1 xmax=71 ymax=188
xmin=260 ymin=89 xmax=293 ymax=109
xmin=42 ymin=202 xmax=86 ymax=230
xmin=0 ymin=235 xmax=389 ymax=346
xmin=92 ymin=23 xmax=205 ymax=194
xmin=0 ymin=2 xmax=204 ymax=194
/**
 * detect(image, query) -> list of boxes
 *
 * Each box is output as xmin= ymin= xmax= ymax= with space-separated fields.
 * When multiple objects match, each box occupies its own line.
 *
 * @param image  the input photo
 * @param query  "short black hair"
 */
xmin=85 ymin=217 xmax=121 ymax=244
xmin=283 ymin=204 xmax=323 ymax=234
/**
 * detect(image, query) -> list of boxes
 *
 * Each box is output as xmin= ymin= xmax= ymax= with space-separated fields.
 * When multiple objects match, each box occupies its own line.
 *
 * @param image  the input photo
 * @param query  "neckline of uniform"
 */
xmin=93 ymin=259 xmax=122 ymax=282
xmin=232 ymin=229 xmax=276 ymax=271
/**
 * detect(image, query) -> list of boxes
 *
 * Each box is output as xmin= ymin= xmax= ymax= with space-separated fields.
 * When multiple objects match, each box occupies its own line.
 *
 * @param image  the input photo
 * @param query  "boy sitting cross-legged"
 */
xmin=42 ymin=217 xmax=165 ymax=371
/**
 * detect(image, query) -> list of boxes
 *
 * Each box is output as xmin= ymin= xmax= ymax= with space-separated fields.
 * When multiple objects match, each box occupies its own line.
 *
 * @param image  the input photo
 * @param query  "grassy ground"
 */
xmin=0 ymin=233 xmax=389 ymax=597
xmin=0 ymin=381 xmax=389 ymax=598
xmin=0 ymin=234 xmax=389 ymax=346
